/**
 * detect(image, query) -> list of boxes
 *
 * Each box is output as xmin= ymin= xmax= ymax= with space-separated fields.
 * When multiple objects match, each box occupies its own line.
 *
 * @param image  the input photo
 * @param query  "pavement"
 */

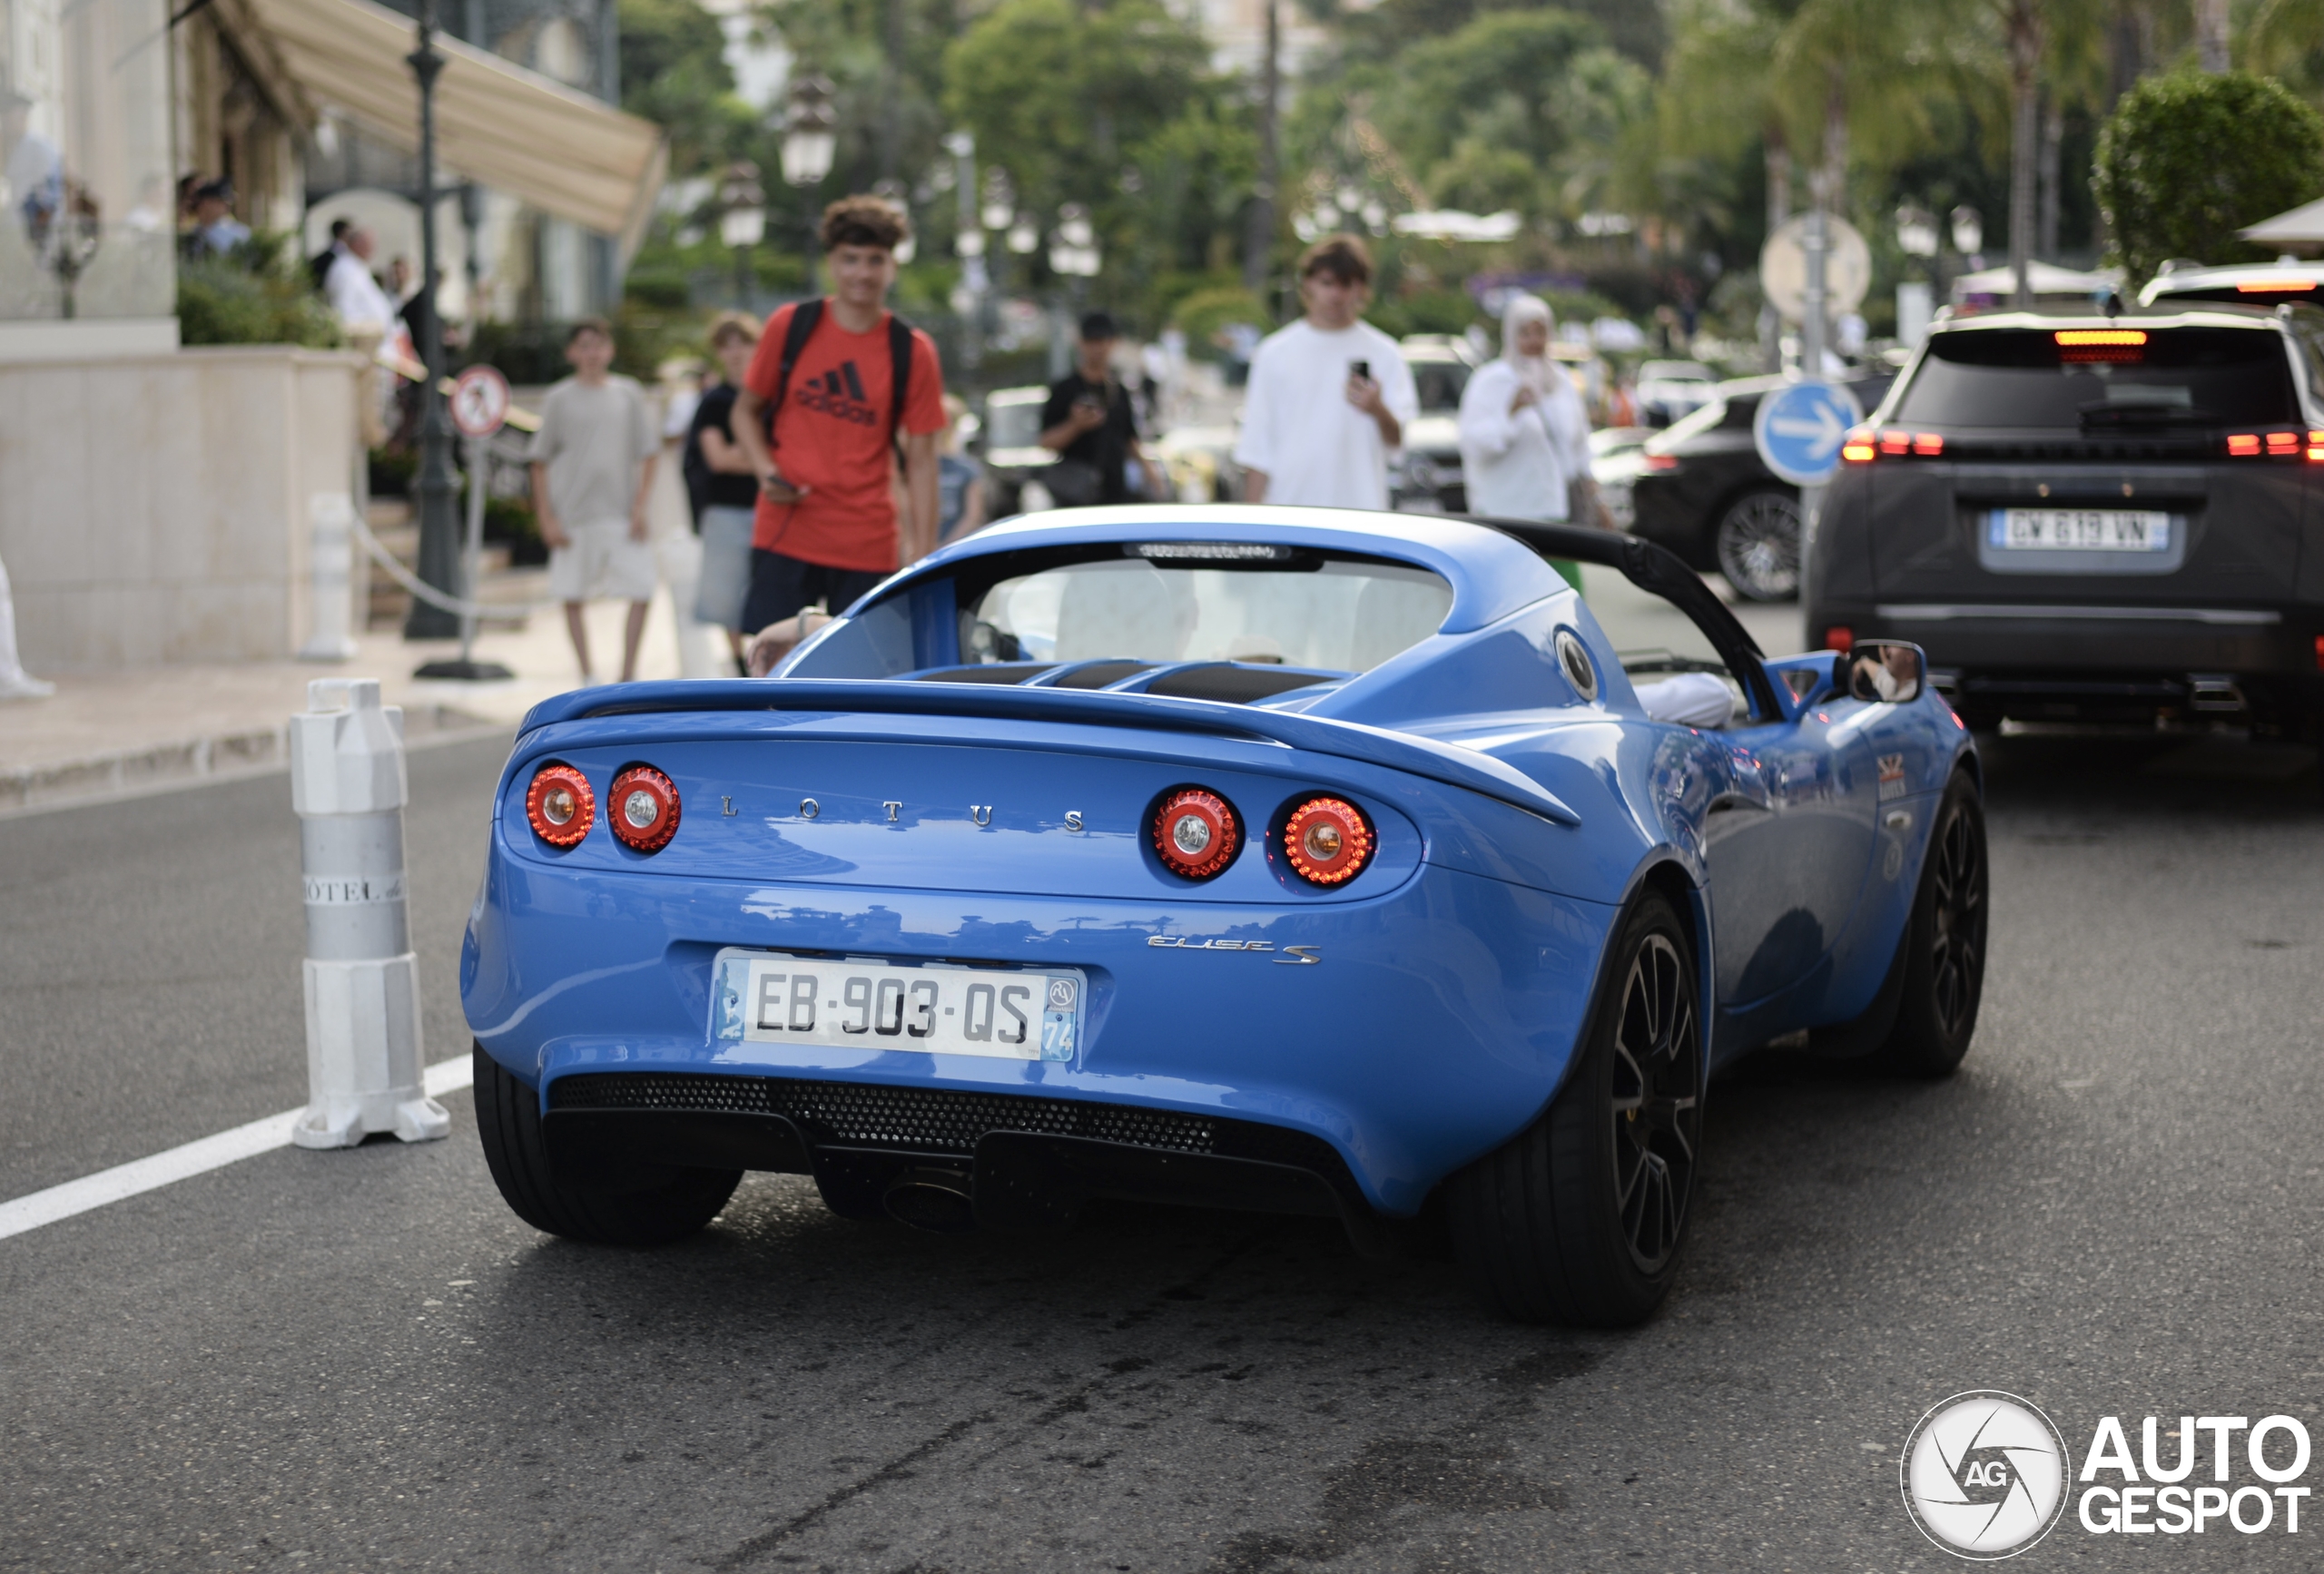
xmin=5 ymin=723 xmax=2322 ymax=1570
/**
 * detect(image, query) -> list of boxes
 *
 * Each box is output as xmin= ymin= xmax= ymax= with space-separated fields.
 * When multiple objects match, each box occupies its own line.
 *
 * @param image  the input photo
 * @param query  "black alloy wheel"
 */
xmin=1714 ymin=490 xmax=1802 ymax=602
xmin=1609 ymin=932 xmax=1700 ymax=1274
xmin=1867 ymin=772 xmax=1988 ymax=1077
xmin=1447 ymin=890 xmax=1704 ymax=1326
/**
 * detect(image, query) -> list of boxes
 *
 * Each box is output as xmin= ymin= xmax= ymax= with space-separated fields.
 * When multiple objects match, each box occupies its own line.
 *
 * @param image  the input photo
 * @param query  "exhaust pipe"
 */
xmin=2189 ymin=674 xmax=2245 ymax=713
xmin=883 ymin=1166 xmax=978 ymax=1234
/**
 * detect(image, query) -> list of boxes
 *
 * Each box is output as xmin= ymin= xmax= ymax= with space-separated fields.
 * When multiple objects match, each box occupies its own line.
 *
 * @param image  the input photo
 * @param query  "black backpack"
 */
xmin=763 ymin=297 xmax=914 ymax=454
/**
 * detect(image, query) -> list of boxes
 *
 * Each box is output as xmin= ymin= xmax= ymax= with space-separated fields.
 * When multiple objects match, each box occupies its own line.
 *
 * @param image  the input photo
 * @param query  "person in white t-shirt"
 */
xmin=1234 ymin=234 xmax=1418 ymax=510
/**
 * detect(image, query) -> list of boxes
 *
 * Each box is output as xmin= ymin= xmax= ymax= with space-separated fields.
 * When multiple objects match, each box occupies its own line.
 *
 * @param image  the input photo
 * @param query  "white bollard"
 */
xmin=289 ymin=678 xmax=448 ymax=1148
xmin=296 ymin=491 xmax=359 ymax=663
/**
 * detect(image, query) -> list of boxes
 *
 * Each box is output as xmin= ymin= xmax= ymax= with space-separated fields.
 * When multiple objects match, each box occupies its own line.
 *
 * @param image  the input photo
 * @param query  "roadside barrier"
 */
xmin=289 ymin=678 xmax=449 ymax=1147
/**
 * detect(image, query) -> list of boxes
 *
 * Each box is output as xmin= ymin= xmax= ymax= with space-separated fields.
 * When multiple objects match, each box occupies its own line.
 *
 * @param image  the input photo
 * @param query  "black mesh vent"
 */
xmin=550 ymin=1072 xmax=1364 ymax=1206
xmin=549 ymin=1072 xmax=1226 ymax=1157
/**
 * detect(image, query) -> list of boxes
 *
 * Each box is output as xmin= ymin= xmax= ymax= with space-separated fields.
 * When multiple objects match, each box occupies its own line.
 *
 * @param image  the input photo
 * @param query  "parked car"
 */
xmin=1634 ymin=359 xmax=1718 ymax=427
xmin=466 ymin=505 xmax=1983 ymax=1327
xmin=979 ymin=387 xmax=1058 ymax=516
xmin=1628 ymin=370 xmax=1895 ymax=602
xmin=1808 ymin=303 xmax=2324 ymax=738
xmin=1589 ymin=426 xmax=1657 ymax=530
xmin=1390 ymin=334 xmax=1477 ymax=513
xmin=2137 ymin=260 xmax=2324 ymax=312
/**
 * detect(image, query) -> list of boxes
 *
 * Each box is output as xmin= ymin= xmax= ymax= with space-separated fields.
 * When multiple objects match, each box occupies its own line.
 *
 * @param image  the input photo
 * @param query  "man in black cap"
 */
xmin=1038 ymin=310 xmax=1159 ymax=507
xmin=188 ymin=180 xmax=249 ymax=257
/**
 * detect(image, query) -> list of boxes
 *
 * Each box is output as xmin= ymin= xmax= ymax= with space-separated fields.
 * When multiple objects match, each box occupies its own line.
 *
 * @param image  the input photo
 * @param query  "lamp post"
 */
xmin=945 ymin=131 xmax=983 ymax=371
xmin=780 ymin=74 xmax=837 ymax=296
xmin=1046 ymin=203 xmax=1101 ymax=379
xmin=403 ymin=0 xmax=462 ymax=643
xmin=719 ymin=161 xmax=765 ymax=310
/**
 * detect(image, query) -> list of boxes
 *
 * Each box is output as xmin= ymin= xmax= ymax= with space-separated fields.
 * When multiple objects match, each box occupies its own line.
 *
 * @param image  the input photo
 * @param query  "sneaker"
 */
xmin=0 ymin=674 xmax=55 ymax=701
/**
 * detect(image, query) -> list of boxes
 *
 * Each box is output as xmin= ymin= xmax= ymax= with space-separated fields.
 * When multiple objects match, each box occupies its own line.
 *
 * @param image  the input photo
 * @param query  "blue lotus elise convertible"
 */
xmin=463 ymin=506 xmax=1984 ymax=1325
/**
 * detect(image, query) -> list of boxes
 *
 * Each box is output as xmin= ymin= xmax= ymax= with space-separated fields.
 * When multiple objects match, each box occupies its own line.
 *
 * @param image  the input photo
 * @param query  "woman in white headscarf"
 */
xmin=1457 ymin=294 xmax=1598 ymax=534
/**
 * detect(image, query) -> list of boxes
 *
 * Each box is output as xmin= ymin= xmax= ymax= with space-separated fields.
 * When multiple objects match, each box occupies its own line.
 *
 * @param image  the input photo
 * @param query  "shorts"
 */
xmin=547 ymin=519 xmax=657 ymax=604
xmin=741 ymin=550 xmax=888 ymax=637
xmin=693 ymin=507 xmax=758 ymax=632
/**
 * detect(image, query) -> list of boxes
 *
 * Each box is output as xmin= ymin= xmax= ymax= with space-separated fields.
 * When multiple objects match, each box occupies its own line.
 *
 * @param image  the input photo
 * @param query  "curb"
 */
xmin=0 ymin=703 xmax=503 ymax=819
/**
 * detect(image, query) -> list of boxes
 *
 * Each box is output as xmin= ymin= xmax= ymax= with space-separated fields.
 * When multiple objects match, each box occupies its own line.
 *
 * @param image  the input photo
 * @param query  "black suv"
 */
xmin=1807 ymin=306 xmax=2324 ymax=737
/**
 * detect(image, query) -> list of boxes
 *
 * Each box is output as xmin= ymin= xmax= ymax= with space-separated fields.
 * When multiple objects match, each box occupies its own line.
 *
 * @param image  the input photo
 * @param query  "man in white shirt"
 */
xmin=1234 ymin=235 xmax=1417 ymax=510
xmin=323 ymin=226 xmax=399 ymax=339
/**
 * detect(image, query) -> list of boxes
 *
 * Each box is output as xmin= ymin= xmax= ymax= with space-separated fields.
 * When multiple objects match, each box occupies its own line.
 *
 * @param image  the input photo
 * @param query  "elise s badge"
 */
xmin=1148 ymin=936 xmax=1321 ymax=965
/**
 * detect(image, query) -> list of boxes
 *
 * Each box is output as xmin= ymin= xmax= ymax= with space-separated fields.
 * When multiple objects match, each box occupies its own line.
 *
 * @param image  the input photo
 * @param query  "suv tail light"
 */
xmin=607 ymin=764 xmax=681 ymax=853
xmin=1841 ymin=425 xmax=1876 ymax=463
xmin=1153 ymin=788 xmax=1239 ymax=880
xmin=525 ymin=763 xmax=595 ymax=848
xmin=1283 ymin=797 xmax=1374 ymax=886
xmin=1844 ymin=427 xmax=1945 ymax=461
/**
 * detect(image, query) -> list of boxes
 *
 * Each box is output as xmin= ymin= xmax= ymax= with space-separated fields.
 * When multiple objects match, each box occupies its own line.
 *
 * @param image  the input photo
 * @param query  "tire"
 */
xmin=1447 ymin=891 xmax=1705 ymax=1326
xmin=472 ymin=1044 xmax=742 ymax=1245
xmin=1714 ymin=490 xmax=1802 ymax=602
xmin=1865 ymin=773 xmax=1988 ymax=1077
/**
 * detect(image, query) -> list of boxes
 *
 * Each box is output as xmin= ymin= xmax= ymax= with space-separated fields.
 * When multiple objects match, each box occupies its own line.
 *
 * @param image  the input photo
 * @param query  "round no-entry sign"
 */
xmin=1752 ymin=378 xmax=1864 ymax=487
xmin=450 ymin=364 xmax=511 ymax=438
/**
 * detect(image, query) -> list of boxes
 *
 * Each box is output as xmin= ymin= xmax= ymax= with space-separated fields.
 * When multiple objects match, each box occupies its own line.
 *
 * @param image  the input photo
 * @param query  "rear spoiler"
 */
xmin=520 ymin=679 xmax=1578 ymax=825
xmin=1460 ymin=515 xmax=1783 ymax=721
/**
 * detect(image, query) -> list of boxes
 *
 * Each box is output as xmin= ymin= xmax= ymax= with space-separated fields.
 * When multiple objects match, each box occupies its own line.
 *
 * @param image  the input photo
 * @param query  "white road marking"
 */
xmin=0 ymin=1056 xmax=475 ymax=1243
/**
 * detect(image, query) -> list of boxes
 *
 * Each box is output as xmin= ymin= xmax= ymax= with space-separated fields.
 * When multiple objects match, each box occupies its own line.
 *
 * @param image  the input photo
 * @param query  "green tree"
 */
xmin=618 ymin=0 xmax=753 ymax=177
xmin=942 ymin=0 xmax=1246 ymax=320
xmin=2093 ymin=68 xmax=2324 ymax=283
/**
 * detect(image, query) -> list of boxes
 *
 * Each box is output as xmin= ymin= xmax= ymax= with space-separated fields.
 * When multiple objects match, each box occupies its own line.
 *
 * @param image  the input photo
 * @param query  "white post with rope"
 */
xmin=296 ymin=492 xmax=359 ymax=663
xmin=290 ymin=678 xmax=448 ymax=1148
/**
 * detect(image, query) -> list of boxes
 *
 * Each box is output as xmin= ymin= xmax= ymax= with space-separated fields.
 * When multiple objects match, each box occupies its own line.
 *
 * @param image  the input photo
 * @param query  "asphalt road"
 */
xmin=5 ymin=719 xmax=2323 ymax=1573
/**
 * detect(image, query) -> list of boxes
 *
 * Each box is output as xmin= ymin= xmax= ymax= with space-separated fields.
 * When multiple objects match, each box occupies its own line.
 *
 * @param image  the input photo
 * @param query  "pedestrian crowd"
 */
xmin=0 ymin=196 xmax=1618 ymax=703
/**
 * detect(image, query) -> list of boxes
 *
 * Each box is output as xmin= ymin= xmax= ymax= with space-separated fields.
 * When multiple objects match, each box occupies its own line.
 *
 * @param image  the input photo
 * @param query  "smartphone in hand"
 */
xmin=1350 ymin=359 xmax=1371 ymax=381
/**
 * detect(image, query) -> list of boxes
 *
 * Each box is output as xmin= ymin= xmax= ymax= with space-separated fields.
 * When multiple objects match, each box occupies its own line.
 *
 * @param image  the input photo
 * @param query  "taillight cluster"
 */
xmin=2223 ymin=430 xmax=2324 ymax=460
xmin=523 ymin=762 xmax=682 ymax=854
xmin=1841 ymin=426 xmax=1944 ymax=463
xmin=1149 ymin=787 xmax=1377 ymax=888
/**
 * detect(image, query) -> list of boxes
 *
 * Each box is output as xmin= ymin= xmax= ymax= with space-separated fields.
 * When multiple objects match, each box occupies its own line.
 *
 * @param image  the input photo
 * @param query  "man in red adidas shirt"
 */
xmin=730 ymin=195 xmax=946 ymax=642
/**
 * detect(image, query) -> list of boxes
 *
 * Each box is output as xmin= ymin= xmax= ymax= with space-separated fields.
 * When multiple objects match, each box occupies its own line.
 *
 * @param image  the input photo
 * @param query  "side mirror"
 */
xmin=1847 ymin=641 xmax=1924 ymax=704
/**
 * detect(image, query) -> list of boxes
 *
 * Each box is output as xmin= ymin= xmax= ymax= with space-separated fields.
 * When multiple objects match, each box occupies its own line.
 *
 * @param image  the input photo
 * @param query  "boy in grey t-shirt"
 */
xmin=529 ymin=318 xmax=659 ymax=684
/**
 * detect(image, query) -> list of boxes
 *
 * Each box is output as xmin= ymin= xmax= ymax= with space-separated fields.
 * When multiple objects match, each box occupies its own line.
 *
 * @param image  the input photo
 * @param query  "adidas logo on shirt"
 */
xmin=795 ymin=360 xmax=880 ymax=428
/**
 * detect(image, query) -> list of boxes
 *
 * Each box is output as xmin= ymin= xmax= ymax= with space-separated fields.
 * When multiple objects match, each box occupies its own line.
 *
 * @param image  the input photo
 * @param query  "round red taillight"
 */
xmin=525 ymin=763 xmax=595 ymax=848
xmin=607 ymin=764 xmax=681 ymax=853
xmin=1283 ymin=796 xmax=1374 ymax=886
xmin=1152 ymin=788 xmax=1239 ymax=880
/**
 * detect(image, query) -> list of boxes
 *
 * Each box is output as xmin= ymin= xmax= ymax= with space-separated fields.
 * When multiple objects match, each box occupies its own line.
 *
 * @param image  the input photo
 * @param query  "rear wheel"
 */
xmin=1865 ymin=774 xmax=1987 ymax=1077
xmin=473 ymin=1044 xmax=741 ymax=1245
xmin=1714 ymin=490 xmax=1802 ymax=602
xmin=1447 ymin=892 xmax=1703 ymax=1326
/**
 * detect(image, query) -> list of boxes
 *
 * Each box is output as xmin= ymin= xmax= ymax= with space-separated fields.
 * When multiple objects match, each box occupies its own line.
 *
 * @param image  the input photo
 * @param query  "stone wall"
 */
xmin=0 ymin=345 xmax=367 ymax=670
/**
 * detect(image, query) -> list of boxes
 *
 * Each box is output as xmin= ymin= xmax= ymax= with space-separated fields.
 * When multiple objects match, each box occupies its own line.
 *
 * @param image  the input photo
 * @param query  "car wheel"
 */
xmin=473 ymin=1044 xmax=741 ymax=1245
xmin=1447 ymin=891 xmax=1703 ymax=1327
xmin=1714 ymin=490 xmax=1802 ymax=602
xmin=1866 ymin=774 xmax=1988 ymax=1077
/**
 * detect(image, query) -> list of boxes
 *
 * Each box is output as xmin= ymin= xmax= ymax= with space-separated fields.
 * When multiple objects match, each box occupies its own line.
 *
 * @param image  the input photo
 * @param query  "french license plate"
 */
xmin=1991 ymin=507 xmax=2169 ymax=551
xmin=710 ymin=949 xmax=1083 ymax=1062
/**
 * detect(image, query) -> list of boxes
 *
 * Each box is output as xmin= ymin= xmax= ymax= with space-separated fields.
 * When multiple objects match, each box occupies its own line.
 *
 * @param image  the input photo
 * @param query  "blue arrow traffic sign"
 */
xmin=1752 ymin=378 xmax=1865 ymax=487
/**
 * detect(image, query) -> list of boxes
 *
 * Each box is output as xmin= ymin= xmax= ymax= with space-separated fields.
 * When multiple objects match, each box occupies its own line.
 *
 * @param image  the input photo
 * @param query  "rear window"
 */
xmin=1410 ymin=359 xmax=1471 ymax=413
xmin=1894 ymin=328 xmax=2299 ymax=428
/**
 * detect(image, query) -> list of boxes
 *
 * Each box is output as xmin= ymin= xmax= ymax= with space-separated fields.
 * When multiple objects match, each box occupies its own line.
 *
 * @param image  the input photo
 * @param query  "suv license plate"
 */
xmin=1992 ymin=507 xmax=2169 ymax=551
xmin=711 ymin=949 xmax=1083 ymax=1063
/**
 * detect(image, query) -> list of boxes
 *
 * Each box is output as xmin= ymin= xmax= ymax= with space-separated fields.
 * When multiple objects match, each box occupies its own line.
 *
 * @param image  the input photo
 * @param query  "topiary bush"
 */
xmin=2093 ymin=70 xmax=2324 ymax=287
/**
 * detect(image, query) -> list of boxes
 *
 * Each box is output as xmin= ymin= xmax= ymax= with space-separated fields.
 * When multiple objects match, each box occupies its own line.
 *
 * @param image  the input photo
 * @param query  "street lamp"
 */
xmin=402 ymin=0 xmax=461 ymax=644
xmin=780 ymin=74 xmax=837 ymax=294
xmin=718 ymin=160 xmax=765 ymax=309
xmin=1049 ymin=203 xmax=1100 ymax=279
xmin=1895 ymin=205 xmax=1938 ymax=259
xmin=1949 ymin=205 xmax=1984 ymax=262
